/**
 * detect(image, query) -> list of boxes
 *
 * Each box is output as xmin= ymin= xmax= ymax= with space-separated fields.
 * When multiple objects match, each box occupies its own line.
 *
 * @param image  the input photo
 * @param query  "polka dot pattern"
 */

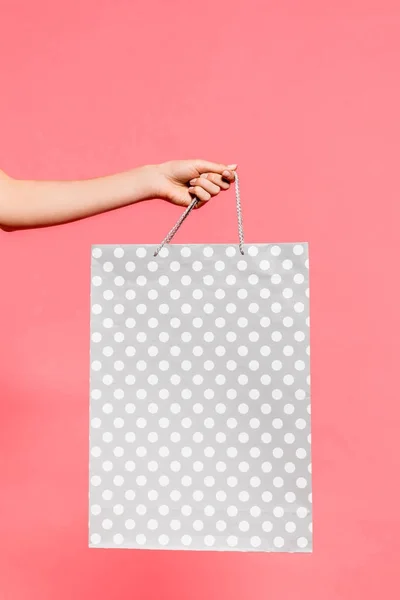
xmin=89 ymin=243 xmax=311 ymax=552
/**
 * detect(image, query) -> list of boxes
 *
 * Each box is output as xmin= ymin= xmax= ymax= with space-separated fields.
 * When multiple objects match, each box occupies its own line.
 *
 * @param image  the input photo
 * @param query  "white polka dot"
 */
xmin=270 ymin=245 xmax=281 ymax=256
xmin=193 ymin=519 xmax=204 ymax=531
xmin=272 ymin=360 xmax=282 ymax=371
xmin=203 ymin=274 xmax=215 ymax=286
xmin=227 ymin=535 xmax=238 ymax=547
xmin=250 ymin=536 xmax=261 ymax=548
xmin=216 ymin=520 xmax=227 ymax=532
xmin=260 ymin=287 xmax=271 ymax=299
xmin=114 ymin=276 xmax=125 ymax=286
xmin=283 ymin=345 xmax=294 ymax=357
xmin=294 ymin=272 xmax=305 ymax=284
xmin=181 ymin=505 xmax=192 ymax=516
xmin=103 ymin=261 xmax=113 ymax=272
xmin=169 ymin=519 xmax=181 ymax=531
xmin=125 ymin=490 xmax=135 ymax=501
xmin=136 ymin=534 xmax=146 ymax=545
xmin=92 ymin=304 xmax=102 ymax=315
xmin=90 ymin=533 xmax=101 ymax=545
xmin=239 ymin=521 xmax=250 ymax=533
xmin=293 ymin=244 xmax=304 ymax=255
xmin=273 ymin=477 xmax=284 ymax=488
xmin=296 ymin=477 xmax=307 ymax=488
xmin=273 ymin=506 xmax=284 ymax=518
xmin=181 ymin=246 xmax=191 ymax=257
xmin=282 ymin=259 xmax=293 ymax=270
xmin=204 ymin=535 xmax=215 ymax=547
xmin=262 ymin=491 xmax=273 ymax=503
xmin=271 ymin=302 xmax=282 ymax=314
xmin=285 ymin=521 xmax=296 ymax=533
xmin=181 ymin=535 xmax=192 ymax=546
xmin=102 ymin=519 xmax=113 ymax=530
xmin=203 ymin=246 xmax=214 ymax=258
xmin=282 ymin=317 xmax=293 ymax=328
xmin=260 ymin=522 xmax=272 ymax=534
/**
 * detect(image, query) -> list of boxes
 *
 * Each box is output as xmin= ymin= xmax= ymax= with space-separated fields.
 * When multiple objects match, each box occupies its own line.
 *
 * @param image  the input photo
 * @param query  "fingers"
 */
xmin=202 ymin=172 xmax=232 ymax=190
xmin=188 ymin=176 xmax=221 ymax=197
xmin=187 ymin=161 xmax=237 ymax=208
xmin=187 ymin=185 xmax=213 ymax=203
xmin=193 ymin=159 xmax=237 ymax=176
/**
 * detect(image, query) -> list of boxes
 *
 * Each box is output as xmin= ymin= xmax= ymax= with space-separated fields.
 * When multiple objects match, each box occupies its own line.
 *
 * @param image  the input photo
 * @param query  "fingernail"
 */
xmin=189 ymin=179 xmax=197 ymax=185
xmin=222 ymin=170 xmax=231 ymax=178
xmin=227 ymin=164 xmax=237 ymax=169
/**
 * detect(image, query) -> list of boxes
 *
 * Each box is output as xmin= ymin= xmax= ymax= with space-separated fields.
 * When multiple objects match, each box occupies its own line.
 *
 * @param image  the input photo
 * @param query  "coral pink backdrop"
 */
xmin=1 ymin=1 xmax=400 ymax=598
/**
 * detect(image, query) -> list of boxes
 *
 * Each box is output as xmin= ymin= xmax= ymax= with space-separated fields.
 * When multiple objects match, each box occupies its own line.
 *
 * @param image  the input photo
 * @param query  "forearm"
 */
xmin=0 ymin=165 xmax=157 ymax=228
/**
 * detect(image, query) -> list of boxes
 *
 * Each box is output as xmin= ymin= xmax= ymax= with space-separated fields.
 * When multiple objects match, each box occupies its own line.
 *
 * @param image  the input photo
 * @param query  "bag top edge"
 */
xmin=90 ymin=242 xmax=310 ymax=248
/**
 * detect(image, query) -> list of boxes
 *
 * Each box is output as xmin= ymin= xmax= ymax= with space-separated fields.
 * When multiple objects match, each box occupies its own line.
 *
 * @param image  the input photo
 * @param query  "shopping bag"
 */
xmin=89 ymin=173 xmax=312 ymax=552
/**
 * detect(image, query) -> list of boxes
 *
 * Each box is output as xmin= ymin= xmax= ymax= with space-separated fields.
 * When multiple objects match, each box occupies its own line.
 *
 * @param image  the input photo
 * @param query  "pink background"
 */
xmin=1 ymin=0 xmax=400 ymax=598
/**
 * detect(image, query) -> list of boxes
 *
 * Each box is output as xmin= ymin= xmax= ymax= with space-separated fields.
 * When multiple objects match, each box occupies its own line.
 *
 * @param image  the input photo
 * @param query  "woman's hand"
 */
xmin=0 ymin=159 xmax=237 ymax=229
xmin=151 ymin=159 xmax=237 ymax=209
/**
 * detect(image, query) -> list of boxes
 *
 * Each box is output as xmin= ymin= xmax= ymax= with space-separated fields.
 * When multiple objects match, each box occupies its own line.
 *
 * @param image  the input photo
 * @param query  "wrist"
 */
xmin=128 ymin=164 xmax=161 ymax=203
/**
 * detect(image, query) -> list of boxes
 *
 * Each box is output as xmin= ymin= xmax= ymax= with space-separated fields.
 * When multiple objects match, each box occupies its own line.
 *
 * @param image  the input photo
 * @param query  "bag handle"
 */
xmin=153 ymin=171 xmax=244 ymax=257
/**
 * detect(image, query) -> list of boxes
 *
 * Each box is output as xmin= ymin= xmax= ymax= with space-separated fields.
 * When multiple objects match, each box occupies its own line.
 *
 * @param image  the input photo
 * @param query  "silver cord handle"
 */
xmin=153 ymin=171 xmax=244 ymax=257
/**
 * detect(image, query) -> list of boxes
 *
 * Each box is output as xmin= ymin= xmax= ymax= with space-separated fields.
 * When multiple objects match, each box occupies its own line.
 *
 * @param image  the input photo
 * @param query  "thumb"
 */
xmin=193 ymin=159 xmax=238 ymax=175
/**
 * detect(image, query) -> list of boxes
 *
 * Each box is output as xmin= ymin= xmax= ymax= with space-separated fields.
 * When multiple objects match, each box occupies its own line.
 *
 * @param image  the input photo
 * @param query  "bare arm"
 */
xmin=0 ymin=160 xmax=237 ymax=229
xmin=0 ymin=165 xmax=159 ymax=229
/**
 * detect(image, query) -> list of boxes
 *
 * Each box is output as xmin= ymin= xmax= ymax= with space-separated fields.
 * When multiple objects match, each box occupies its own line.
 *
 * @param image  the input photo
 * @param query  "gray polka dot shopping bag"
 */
xmin=89 ymin=173 xmax=312 ymax=552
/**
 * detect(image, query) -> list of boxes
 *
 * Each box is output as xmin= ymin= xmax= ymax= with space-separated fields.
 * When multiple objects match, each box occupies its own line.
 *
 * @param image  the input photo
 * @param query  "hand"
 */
xmin=151 ymin=159 xmax=237 ymax=209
